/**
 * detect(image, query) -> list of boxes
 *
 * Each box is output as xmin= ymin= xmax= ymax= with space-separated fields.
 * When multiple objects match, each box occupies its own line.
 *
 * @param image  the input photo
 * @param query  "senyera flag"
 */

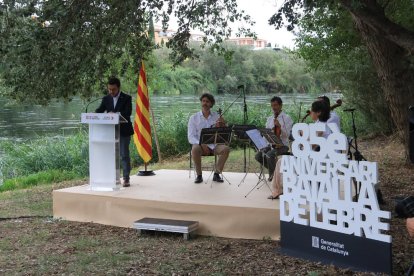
xmin=133 ymin=60 xmax=152 ymax=163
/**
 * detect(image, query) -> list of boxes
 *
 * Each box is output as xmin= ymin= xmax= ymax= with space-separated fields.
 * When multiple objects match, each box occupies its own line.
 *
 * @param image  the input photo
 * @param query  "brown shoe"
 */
xmin=123 ymin=179 xmax=130 ymax=187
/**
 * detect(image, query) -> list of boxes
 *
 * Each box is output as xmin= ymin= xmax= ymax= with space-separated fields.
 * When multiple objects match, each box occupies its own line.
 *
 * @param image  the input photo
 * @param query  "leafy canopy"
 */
xmin=0 ymin=0 xmax=254 ymax=103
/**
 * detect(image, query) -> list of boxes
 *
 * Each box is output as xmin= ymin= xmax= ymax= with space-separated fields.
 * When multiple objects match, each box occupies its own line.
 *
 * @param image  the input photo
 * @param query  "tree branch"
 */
xmin=339 ymin=0 xmax=414 ymax=54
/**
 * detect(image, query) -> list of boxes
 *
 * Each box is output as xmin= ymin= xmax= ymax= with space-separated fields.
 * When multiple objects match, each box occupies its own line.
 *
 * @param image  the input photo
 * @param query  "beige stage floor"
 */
xmin=53 ymin=169 xmax=281 ymax=240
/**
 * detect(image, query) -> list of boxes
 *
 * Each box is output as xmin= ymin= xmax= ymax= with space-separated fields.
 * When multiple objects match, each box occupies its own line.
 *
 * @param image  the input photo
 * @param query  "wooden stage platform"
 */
xmin=53 ymin=169 xmax=281 ymax=240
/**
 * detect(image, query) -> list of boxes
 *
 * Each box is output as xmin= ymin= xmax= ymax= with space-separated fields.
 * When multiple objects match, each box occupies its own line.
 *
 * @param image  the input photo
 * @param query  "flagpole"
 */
xmin=138 ymin=162 xmax=155 ymax=176
xmin=150 ymin=106 xmax=162 ymax=162
xmin=134 ymin=59 xmax=155 ymax=176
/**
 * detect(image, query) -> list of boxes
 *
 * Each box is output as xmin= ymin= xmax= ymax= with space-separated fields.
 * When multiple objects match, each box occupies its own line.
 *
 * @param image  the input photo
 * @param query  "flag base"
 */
xmin=137 ymin=170 xmax=155 ymax=176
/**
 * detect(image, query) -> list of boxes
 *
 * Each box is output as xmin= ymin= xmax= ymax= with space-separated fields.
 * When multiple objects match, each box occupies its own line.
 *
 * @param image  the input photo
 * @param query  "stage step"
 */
xmin=133 ymin=217 xmax=199 ymax=240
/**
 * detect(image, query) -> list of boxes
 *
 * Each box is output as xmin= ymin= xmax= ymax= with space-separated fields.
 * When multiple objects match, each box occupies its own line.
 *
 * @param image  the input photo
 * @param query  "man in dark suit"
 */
xmin=96 ymin=76 xmax=134 ymax=187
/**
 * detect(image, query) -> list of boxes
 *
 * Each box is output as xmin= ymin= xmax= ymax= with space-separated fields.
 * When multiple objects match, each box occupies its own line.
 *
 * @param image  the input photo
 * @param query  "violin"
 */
xmin=273 ymin=110 xmax=281 ymax=137
xmin=300 ymin=99 xmax=342 ymax=122
xmin=215 ymin=108 xmax=226 ymax=127
xmin=330 ymin=99 xmax=342 ymax=110
xmin=301 ymin=110 xmax=311 ymax=123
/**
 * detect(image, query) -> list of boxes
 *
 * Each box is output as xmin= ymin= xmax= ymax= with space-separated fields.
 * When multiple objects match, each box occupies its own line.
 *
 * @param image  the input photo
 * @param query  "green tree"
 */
xmin=0 ymin=0 xmax=254 ymax=103
xmin=148 ymin=14 xmax=155 ymax=45
xmin=155 ymin=43 xmax=328 ymax=95
xmin=271 ymin=0 xmax=414 ymax=160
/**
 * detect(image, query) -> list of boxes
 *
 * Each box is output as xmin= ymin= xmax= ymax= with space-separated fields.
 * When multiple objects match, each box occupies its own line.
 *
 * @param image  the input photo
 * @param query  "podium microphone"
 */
xmin=85 ymin=98 xmax=102 ymax=113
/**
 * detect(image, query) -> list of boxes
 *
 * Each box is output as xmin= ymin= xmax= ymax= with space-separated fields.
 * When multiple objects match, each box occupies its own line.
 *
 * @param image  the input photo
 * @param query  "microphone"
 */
xmin=85 ymin=98 xmax=102 ymax=113
xmin=237 ymin=84 xmax=245 ymax=90
xmin=344 ymin=108 xmax=356 ymax=112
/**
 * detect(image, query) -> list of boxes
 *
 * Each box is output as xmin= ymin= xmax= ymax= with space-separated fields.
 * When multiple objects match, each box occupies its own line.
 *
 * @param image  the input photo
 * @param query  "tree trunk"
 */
xmin=343 ymin=1 xmax=414 ymax=162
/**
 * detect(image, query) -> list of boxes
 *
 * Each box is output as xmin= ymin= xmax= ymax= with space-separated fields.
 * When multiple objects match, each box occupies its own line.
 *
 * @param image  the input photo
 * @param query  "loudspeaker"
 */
xmin=409 ymin=106 xmax=414 ymax=163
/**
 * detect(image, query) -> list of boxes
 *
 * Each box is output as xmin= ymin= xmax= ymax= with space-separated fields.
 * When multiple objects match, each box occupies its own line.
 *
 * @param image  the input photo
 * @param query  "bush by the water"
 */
xmin=0 ymin=131 xmax=89 ymax=182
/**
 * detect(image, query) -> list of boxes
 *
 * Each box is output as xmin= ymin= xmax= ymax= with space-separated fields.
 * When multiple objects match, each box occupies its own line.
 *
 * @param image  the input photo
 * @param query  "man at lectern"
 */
xmin=96 ymin=76 xmax=134 ymax=187
xmin=188 ymin=93 xmax=230 ymax=184
xmin=254 ymin=96 xmax=293 ymax=181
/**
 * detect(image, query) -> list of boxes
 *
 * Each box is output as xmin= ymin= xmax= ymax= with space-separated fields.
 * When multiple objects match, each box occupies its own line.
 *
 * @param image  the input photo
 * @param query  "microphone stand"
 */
xmin=346 ymin=108 xmax=384 ymax=204
xmin=347 ymin=109 xmax=366 ymax=162
xmin=240 ymin=85 xmax=248 ymax=173
xmin=241 ymin=85 xmax=248 ymax=124
xmin=85 ymin=98 xmax=102 ymax=113
xmin=220 ymin=85 xmax=249 ymax=173
xmin=346 ymin=109 xmax=364 ymax=202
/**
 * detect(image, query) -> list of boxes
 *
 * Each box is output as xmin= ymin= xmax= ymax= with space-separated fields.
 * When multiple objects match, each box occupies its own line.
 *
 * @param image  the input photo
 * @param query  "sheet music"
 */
xmin=246 ymin=129 xmax=269 ymax=150
xmin=260 ymin=128 xmax=283 ymax=147
xmin=199 ymin=127 xmax=232 ymax=145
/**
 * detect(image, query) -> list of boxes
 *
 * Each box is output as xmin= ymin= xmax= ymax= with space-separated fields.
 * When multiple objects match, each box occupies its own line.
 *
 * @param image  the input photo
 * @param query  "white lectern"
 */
xmin=81 ymin=113 xmax=127 ymax=191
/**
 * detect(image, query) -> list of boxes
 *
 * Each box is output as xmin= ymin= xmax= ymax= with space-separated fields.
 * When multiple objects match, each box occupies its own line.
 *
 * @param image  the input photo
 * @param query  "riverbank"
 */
xmin=0 ymin=135 xmax=413 ymax=275
xmin=1 ymin=103 xmax=387 ymax=187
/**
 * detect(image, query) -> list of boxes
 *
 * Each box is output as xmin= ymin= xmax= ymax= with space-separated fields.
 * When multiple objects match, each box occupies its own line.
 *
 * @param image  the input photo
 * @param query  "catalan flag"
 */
xmin=133 ymin=61 xmax=152 ymax=163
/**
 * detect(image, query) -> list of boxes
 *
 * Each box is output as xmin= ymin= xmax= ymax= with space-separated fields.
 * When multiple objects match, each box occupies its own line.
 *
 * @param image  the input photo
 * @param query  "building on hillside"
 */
xmin=154 ymin=26 xmax=205 ymax=45
xmin=225 ymin=37 xmax=267 ymax=49
xmin=154 ymin=26 xmax=175 ymax=45
xmin=154 ymin=26 xmax=268 ymax=50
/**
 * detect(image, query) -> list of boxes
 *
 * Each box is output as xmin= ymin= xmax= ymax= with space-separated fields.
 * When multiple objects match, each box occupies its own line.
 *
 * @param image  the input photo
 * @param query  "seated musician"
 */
xmin=317 ymin=95 xmax=341 ymax=131
xmin=255 ymin=96 xmax=293 ymax=181
xmin=187 ymin=93 xmax=230 ymax=184
xmin=268 ymin=100 xmax=331 ymax=199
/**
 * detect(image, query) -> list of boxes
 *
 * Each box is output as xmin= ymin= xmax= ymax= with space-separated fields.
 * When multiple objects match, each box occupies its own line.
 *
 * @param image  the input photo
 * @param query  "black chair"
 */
xmin=188 ymin=145 xmax=216 ymax=179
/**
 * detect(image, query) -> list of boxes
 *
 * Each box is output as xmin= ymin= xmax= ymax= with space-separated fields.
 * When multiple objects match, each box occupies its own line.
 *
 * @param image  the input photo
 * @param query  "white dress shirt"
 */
xmin=315 ymin=121 xmax=334 ymax=138
xmin=328 ymin=111 xmax=341 ymax=131
xmin=112 ymin=92 xmax=120 ymax=109
xmin=188 ymin=111 xmax=220 ymax=149
xmin=265 ymin=111 xmax=293 ymax=146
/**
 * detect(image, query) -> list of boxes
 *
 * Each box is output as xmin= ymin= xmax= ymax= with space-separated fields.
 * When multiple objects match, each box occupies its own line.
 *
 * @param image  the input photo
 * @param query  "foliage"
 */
xmin=0 ymin=131 xmax=89 ymax=180
xmin=146 ymin=45 xmax=329 ymax=96
xmin=270 ymin=0 xmax=414 ymax=160
xmin=0 ymin=0 xmax=254 ymax=103
xmin=290 ymin=1 xmax=393 ymax=133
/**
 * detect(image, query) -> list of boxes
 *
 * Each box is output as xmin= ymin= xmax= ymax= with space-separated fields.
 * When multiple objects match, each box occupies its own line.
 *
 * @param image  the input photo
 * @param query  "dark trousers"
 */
xmin=120 ymin=135 xmax=131 ymax=180
xmin=255 ymin=146 xmax=288 ymax=176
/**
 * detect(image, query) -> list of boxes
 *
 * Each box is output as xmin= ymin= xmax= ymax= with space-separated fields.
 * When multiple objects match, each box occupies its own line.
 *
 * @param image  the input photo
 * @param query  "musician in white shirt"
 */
xmin=269 ymin=100 xmax=331 ymax=199
xmin=188 ymin=93 xmax=229 ymax=184
xmin=255 ymin=96 xmax=293 ymax=180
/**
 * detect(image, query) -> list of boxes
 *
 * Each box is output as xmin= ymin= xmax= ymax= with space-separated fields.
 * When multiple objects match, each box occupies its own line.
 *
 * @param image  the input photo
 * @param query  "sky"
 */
xmin=235 ymin=0 xmax=296 ymax=49
xmin=162 ymin=0 xmax=296 ymax=49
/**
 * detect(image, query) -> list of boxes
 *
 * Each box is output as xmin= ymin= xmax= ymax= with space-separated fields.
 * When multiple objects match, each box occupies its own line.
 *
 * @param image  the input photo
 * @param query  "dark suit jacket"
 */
xmin=95 ymin=92 xmax=135 ymax=137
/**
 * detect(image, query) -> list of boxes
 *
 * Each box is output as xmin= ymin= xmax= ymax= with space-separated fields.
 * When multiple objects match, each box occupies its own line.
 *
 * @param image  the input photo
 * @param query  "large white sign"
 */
xmin=280 ymin=123 xmax=391 ymax=243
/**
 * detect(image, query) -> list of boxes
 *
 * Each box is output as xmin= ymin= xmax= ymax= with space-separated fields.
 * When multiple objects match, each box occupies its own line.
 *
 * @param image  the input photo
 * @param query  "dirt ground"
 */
xmin=0 ymin=136 xmax=413 ymax=275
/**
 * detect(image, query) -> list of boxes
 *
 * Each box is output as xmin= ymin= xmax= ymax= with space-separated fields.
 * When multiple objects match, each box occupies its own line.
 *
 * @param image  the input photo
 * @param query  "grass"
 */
xmin=0 ymin=108 xmax=403 ymax=274
xmin=0 ymin=180 xmax=84 ymax=217
xmin=0 ymin=136 xmax=413 ymax=275
xmin=0 ymin=170 xmax=80 ymax=192
xmin=0 ymin=147 xmax=256 ymax=194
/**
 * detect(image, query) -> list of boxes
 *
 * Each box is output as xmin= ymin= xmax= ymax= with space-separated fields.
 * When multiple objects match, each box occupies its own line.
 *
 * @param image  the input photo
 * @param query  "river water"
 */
xmin=0 ymin=93 xmax=336 ymax=141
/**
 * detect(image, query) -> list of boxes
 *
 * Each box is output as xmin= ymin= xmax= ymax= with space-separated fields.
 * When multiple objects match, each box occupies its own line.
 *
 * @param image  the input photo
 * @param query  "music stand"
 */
xmin=233 ymin=125 xmax=257 ymax=184
xmin=259 ymin=128 xmax=284 ymax=149
xmin=199 ymin=126 xmax=233 ymax=186
xmin=233 ymin=124 xmax=257 ymax=140
xmin=244 ymin=129 xmax=273 ymax=198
